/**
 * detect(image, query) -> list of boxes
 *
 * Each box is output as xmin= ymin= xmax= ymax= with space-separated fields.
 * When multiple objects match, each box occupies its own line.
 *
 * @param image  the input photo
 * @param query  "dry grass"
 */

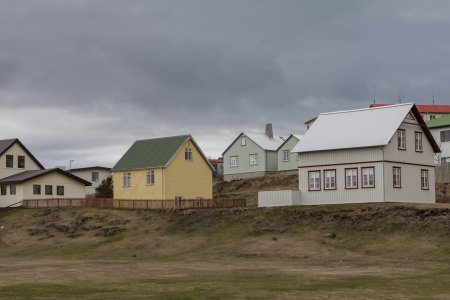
xmin=0 ymin=205 xmax=449 ymax=299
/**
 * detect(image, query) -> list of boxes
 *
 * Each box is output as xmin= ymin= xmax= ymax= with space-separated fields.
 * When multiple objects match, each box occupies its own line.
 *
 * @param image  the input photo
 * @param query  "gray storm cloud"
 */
xmin=0 ymin=1 xmax=449 ymax=167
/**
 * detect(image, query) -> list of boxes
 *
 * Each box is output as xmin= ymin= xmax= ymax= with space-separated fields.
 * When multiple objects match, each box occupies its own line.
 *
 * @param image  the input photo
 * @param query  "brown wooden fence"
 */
xmin=21 ymin=198 xmax=246 ymax=210
xmin=436 ymin=163 xmax=450 ymax=183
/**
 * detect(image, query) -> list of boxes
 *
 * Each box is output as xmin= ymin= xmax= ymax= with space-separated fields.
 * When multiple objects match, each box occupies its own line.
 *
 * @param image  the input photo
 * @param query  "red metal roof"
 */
xmin=208 ymin=159 xmax=223 ymax=163
xmin=369 ymin=103 xmax=450 ymax=113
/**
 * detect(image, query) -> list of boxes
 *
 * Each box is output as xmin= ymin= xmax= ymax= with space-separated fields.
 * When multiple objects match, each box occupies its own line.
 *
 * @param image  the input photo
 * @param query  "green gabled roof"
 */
xmin=111 ymin=135 xmax=191 ymax=172
xmin=426 ymin=114 xmax=450 ymax=129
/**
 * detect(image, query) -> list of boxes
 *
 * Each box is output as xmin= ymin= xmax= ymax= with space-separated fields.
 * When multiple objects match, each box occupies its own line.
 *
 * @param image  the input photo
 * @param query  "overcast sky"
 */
xmin=1 ymin=1 xmax=449 ymax=168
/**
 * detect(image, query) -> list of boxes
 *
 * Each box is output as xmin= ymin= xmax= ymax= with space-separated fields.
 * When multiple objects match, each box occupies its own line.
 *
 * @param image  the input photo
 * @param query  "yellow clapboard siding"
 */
xmin=112 ymin=138 xmax=212 ymax=200
xmin=113 ymin=168 xmax=163 ymax=200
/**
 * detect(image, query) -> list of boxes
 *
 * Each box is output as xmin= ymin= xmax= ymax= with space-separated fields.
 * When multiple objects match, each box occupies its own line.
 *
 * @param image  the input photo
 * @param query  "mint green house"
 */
xmin=222 ymin=124 xmax=301 ymax=181
xmin=277 ymin=135 xmax=302 ymax=172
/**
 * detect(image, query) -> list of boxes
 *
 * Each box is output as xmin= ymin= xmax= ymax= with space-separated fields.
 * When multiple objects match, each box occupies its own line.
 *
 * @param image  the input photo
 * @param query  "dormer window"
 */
xmin=241 ymin=136 xmax=246 ymax=146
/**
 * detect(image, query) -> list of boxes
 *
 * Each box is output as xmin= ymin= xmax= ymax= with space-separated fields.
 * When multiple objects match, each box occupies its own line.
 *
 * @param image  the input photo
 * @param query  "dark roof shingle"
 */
xmin=0 ymin=168 xmax=91 ymax=186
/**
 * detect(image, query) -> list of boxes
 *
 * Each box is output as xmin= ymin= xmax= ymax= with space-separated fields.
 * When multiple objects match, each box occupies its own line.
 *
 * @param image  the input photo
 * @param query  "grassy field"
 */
xmin=0 ymin=204 xmax=450 ymax=299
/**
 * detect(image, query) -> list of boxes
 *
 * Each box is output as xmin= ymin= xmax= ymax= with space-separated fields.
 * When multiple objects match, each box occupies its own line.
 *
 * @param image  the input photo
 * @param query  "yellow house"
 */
xmin=112 ymin=135 xmax=213 ymax=200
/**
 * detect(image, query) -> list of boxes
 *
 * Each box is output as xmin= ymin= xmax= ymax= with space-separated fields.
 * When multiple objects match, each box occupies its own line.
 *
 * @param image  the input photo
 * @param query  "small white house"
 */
xmin=291 ymin=103 xmax=440 ymax=205
xmin=69 ymin=166 xmax=111 ymax=195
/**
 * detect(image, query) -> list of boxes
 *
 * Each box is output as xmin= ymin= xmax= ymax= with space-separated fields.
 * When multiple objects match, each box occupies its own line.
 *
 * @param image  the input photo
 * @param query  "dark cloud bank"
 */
xmin=0 ymin=1 xmax=449 ymax=167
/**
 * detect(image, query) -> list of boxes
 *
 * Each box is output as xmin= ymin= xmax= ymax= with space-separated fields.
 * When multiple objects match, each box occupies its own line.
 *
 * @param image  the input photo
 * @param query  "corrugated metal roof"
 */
xmin=245 ymin=133 xmax=285 ymax=151
xmin=426 ymin=114 xmax=450 ymax=128
xmin=293 ymin=103 xmax=414 ymax=153
xmin=370 ymin=103 xmax=450 ymax=113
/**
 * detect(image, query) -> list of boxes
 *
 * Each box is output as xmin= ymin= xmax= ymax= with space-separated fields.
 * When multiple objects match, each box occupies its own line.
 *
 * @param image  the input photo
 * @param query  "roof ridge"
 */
xmin=135 ymin=135 xmax=190 ymax=142
xmin=321 ymin=102 xmax=414 ymax=116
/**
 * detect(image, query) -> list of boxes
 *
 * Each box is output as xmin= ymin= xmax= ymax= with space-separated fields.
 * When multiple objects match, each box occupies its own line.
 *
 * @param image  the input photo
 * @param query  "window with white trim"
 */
xmin=92 ymin=172 xmax=99 ymax=182
xmin=415 ymin=132 xmax=423 ymax=152
xmin=241 ymin=136 xmax=246 ymax=146
xmin=230 ymin=156 xmax=239 ymax=167
xmin=249 ymin=153 xmax=258 ymax=165
xmin=421 ymin=170 xmax=429 ymax=190
xmin=147 ymin=170 xmax=155 ymax=185
xmin=345 ymin=168 xmax=358 ymax=189
xmin=123 ymin=172 xmax=131 ymax=187
xmin=393 ymin=167 xmax=401 ymax=188
xmin=362 ymin=167 xmax=375 ymax=188
xmin=45 ymin=185 xmax=52 ymax=195
xmin=283 ymin=150 xmax=290 ymax=162
xmin=441 ymin=130 xmax=450 ymax=142
xmin=308 ymin=171 xmax=321 ymax=191
xmin=324 ymin=170 xmax=336 ymax=190
xmin=57 ymin=186 xmax=64 ymax=196
xmin=33 ymin=185 xmax=41 ymax=195
xmin=397 ymin=130 xmax=406 ymax=150
xmin=10 ymin=185 xmax=16 ymax=195
xmin=185 ymin=148 xmax=193 ymax=161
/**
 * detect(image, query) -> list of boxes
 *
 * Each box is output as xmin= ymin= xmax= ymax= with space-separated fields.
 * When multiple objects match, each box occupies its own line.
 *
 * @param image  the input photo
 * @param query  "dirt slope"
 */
xmin=214 ymin=173 xmax=298 ymax=206
xmin=215 ymin=174 xmax=450 ymax=206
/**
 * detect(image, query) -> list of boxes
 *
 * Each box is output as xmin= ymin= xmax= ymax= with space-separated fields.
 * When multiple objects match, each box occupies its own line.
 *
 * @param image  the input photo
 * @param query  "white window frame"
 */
xmin=345 ymin=168 xmax=358 ymax=189
xmin=10 ymin=185 xmax=16 ymax=195
xmin=324 ymin=170 xmax=336 ymax=190
xmin=123 ymin=172 xmax=131 ymax=187
xmin=185 ymin=148 xmax=193 ymax=161
xmin=92 ymin=171 xmax=99 ymax=182
xmin=421 ymin=169 xmax=429 ymax=190
xmin=249 ymin=153 xmax=258 ymax=166
xmin=361 ymin=167 xmax=375 ymax=188
xmin=241 ymin=136 xmax=246 ymax=146
xmin=415 ymin=132 xmax=423 ymax=152
xmin=393 ymin=167 xmax=401 ymax=188
xmin=308 ymin=171 xmax=321 ymax=191
xmin=230 ymin=156 xmax=239 ymax=167
xmin=147 ymin=170 xmax=155 ymax=186
xmin=283 ymin=150 xmax=290 ymax=162
xmin=397 ymin=130 xmax=406 ymax=150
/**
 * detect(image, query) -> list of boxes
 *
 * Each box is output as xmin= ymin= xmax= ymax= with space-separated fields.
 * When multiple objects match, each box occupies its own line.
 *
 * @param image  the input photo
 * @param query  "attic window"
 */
xmin=18 ymin=156 xmax=25 ymax=168
xmin=405 ymin=112 xmax=414 ymax=120
xmin=241 ymin=136 xmax=246 ymax=146
xmin=185 ymin=148 xmax=193 ymax=161
xmin=6 ymin=155 xmax=13 ymax=168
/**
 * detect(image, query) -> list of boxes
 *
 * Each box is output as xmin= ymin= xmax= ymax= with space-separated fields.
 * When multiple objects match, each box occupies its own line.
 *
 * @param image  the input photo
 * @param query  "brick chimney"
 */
xmin=265 ymin=123 xmax=273 ymax=138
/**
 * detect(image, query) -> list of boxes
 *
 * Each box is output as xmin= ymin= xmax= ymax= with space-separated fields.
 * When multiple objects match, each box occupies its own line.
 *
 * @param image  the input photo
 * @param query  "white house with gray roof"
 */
xmin=0 ymin=138 xmax=90 ymax=207
xmin=291 ymin=103 xmax=440 ymax=205
xmin=222 ymin=124 xmax=301 ymax=181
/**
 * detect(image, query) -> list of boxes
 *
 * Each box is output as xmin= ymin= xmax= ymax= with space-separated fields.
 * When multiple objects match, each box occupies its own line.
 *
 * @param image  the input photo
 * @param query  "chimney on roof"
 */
xmin=265 ymin=123 xmax=273 ymax=138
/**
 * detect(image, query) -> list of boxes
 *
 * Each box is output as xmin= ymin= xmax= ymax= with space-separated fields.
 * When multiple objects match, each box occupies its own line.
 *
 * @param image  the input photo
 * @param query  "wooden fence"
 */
xmin=436 ymin=163 xmax=450 ymax=183
xmin=21 ymin=198 xmax=246 ymax=210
